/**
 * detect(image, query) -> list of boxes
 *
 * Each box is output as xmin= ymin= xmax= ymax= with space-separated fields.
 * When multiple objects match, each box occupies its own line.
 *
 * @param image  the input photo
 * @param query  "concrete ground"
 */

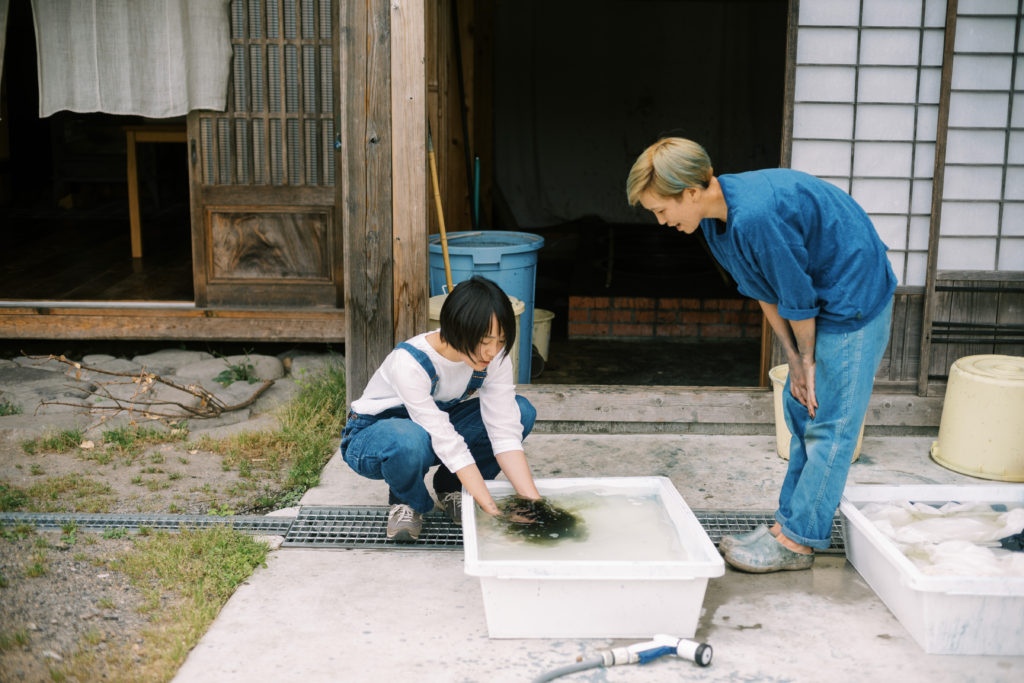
xmin=174 ymin=433 xmax=1023 ymax=683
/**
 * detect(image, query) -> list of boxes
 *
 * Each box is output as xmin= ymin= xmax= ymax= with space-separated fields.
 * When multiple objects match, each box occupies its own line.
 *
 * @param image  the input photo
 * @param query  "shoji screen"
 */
xmin=790 ymin=0 xmax=946 ymax=286
xmin=938 ymin=0 xmax=1023 ymax=271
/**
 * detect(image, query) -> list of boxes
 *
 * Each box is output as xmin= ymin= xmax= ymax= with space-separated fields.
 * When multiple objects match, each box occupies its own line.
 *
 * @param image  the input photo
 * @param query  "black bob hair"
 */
xmin=439 ymin=276 xmax=516 ymax=360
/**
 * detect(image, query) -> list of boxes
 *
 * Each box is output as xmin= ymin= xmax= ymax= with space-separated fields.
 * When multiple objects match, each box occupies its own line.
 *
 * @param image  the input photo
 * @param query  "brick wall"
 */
xmin=568 ymin=296 xmax=762 ymax=339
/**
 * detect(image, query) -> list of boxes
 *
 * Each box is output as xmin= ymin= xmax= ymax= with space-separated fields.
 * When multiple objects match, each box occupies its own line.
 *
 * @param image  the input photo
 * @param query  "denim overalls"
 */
xmin=340 ymin=342 xmax=536 ymax=513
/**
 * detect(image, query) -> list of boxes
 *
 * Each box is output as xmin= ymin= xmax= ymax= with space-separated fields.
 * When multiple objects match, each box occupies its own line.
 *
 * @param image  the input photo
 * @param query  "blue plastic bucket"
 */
xmin=428 ymin=230 xmax=545 ymax=384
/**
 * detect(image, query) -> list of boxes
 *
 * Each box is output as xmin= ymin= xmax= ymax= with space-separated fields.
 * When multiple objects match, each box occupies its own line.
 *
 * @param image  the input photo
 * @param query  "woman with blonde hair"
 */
xmin=627 ymin=137 xmax=896 ymax=573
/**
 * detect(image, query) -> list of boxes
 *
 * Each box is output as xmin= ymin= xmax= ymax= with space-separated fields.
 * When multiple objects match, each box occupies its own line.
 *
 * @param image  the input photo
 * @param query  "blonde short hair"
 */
xmin=626 ymin=138 xmax=713 ymax=206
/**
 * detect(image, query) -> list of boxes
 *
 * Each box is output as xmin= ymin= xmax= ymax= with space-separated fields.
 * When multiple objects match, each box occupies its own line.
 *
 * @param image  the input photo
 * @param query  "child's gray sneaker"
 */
xmin=437 ymin=491 xmax=462 ymax=526
xmin=386 ymin=504 xmax=422 ymax=542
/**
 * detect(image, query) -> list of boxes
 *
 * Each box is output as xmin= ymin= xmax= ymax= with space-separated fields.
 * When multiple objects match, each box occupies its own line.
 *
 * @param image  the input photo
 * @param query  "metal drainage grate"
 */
xmin=283 ymin=506 xmax=463 ymax=549
xmin=0 ymin=512 xmax=295 ymax=536
xmin=1 ymin=509 xmax=846 ymax=554
xmin=280 ymin=507 xmax=846 ymax=554
xmin=694 ymin=510 xmax=845 ymax=555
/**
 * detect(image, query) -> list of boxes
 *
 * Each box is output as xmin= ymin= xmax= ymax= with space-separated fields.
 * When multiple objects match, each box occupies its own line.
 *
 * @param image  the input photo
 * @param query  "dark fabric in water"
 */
xmin=496 ymin=496 xmax=586 ymax=544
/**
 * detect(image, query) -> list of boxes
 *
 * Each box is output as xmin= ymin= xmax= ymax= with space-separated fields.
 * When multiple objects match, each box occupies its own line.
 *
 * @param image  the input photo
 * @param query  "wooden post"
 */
xmin=918 ymin=0 xmax=959 ymax=396
xmin=391 ymin=0 xmax=428 ymax=344
xmin=343 ymin=0 xmax=395 ymax=402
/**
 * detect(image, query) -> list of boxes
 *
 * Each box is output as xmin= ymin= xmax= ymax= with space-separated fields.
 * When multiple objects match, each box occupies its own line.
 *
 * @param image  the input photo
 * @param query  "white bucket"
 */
xmin=769 ymin=364 xmax=864 ymax=462
xmin=532 ymin=308 xmax=555 ymax=361
xmin=930 ymin=354 xmax=1024 ymax=482
xmin=428 ymin=294 xmax=525 ymax=381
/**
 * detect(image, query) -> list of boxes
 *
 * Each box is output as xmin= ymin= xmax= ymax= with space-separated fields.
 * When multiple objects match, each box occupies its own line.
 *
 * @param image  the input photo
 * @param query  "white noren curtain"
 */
xmin=31 ymin=0 xmax=231 ymax=118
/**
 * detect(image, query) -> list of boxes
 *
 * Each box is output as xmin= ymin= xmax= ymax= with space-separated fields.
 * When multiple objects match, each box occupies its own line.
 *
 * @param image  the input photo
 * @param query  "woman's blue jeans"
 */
xmin=776 ymin=297 xmax=893 ymax=549
xmin=340 ymin=396 xmax=537 ymax=514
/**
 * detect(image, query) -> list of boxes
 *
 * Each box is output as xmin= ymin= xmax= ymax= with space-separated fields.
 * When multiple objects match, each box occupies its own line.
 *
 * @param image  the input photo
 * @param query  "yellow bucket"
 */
xmin=769 ymin=364 xmax=864 ymax=462
xmin=930 ymin=354 xmax=1024 ymax=482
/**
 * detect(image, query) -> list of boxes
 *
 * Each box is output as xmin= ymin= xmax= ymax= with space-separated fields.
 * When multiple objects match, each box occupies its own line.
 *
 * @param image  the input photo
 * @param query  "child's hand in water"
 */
xmin=498 ymin=496 xmax=545 ymax=524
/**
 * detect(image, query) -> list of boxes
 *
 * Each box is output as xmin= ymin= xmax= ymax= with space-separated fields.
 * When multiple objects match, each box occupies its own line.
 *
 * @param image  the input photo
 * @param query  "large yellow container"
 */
xmin=769 ymin=364 xmax=864 ymax=462
xmin=428 ymin=294 xmax=525 ymax=381
xmin=930 ymin=354 xmax=1024 ymax=482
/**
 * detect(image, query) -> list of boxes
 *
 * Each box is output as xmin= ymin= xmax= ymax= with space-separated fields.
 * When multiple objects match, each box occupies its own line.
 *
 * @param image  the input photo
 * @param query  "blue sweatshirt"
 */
xmin=700 ymin=169 xmax=897 ymax=332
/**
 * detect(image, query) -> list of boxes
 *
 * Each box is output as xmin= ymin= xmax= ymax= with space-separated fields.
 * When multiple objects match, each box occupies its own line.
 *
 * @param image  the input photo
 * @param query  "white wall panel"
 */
xmin=797 ymin=28 xmax=860 ymax=63
xmin=950 ymin=203 xmax=1003 ymax=236
xmin=1005 ymin=168 xmax=1024 ymax=200
xmin=918 ymin=67 xmax=942 ymax=103
xmin=791 ymin=140 xmax=853 ymax=176
xmin=921 ymin=29 xmax=945 ymax=66
xmin=954 ymin=17 xmax=1016 ymax=52
xmin=853 ymin=178 xmax=911 ymax=213
xmin=924 ymin=0 xmax=947 ymax=27
xmin=1003 ymin=203 xmax=1024 ymax=235
xmin=943 ymin=166 xmax=1006 ymax=200
xmin=915 ymin=142 xmax=937 ymax=176
xmin=795 ymin=66 xmax=856 ymax=101
xmin=909 ymin=216 xmax=932 ymax=249
xmin=917 ymin=106 xmax=940 ymax=139
xmin=858 ymin=67 xmax=920 ymax=102
xmin=873 ymin=215 xmax=910 ymax=248
xmin=938 ymin=237 xmax=996 ymax=268
xmin=941 ymin=201 xmax=1001 ymax=235
xmin=912 ymin=180 xmax=935 ymax=213
xmin=863 ymin=0 xmax=923 ymax=27
xmin=854 ymin=141 xmax=913 ymax=176
xmin=821 ymin=177 xmax=852 ymax=193
xmin=951 ymin=56 xmax=1013 ymax=91
xmin=949 ymin=92 xmax=1010 ymax=127
xmin=946 ymin=129 xmax=1007 ymax=163
xmin=860 ymin=29 xmax=921 ymax=64
xmin=1013 ymin=93 xmax=1024 ymax=126
xmin=857 ymin=104 xmax=916 ymax=139
xmin=906 ymin=251 xmax=929 ymax=285
xmin=1008 ymin=132 xmax=1024 ymax=164
xmin=794 ymin=103 xmax=854 ymax=138
xmin=800 ymin=0 xmax=862 ymax=26
xmin=997 ymin=238 xmax=1024 ymax=269
xmin=888 ymin=252 xmax=908 ymax=284
xmin=958 ymin=0 xmax=1019 ymax=14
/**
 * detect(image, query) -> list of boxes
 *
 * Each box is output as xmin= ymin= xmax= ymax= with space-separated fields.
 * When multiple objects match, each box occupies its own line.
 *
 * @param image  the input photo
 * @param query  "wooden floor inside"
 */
xmin=0 ymin=198 xmax=193 ymax=302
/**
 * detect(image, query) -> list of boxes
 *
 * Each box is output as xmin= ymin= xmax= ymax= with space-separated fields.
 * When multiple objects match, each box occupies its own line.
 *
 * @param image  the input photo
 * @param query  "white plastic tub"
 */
xmin=462 ymin=476 xmax=724 ymax=639
xmin=840 ymin=485 xmax=1024 ymax=655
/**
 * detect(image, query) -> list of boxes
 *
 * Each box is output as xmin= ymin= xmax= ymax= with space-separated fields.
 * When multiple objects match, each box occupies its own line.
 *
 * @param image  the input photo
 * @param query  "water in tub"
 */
xmin=861 ymin=501 xmax=1024 ymax=577
xmin=477 ymin=489 xmax=689 ymax=562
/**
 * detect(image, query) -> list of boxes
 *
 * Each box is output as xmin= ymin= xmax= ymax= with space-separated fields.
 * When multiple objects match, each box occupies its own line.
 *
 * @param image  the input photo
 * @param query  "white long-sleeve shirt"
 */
xmin=349 ymin=331 xmax=524 ymax=473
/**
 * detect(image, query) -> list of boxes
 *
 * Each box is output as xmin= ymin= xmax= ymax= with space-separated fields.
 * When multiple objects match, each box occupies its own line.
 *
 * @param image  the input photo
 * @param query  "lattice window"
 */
xmin=199 ymin=0 xmax=335 ymax=187
xmin=936 ymin=0 xmax=1023 ymax=271
xmin=791 ymin=0 xmax=947 ymax=286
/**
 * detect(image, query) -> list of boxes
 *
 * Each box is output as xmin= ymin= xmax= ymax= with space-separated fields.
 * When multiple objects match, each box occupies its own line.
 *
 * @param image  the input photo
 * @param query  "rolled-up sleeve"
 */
xmin=752 ymin=217 xmax=820 ymax=322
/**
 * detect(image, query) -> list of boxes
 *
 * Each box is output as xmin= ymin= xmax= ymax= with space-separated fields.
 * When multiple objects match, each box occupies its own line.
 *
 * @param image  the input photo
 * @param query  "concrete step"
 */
xmin=519 ymin=384 xmax=944 ymax=435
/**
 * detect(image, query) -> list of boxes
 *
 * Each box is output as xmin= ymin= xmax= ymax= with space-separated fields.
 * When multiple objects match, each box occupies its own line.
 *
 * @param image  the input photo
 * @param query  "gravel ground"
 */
xmin=0 ymin=437 xmax=287 ymax=681
xmin=0 ymin=530 xmax=161 ymax=681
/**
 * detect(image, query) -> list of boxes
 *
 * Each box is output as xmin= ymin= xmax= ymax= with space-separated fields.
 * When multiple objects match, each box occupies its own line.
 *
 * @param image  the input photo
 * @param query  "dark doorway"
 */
xmin=488 ymin=0 xmax=788 ymax=385
xmin=0 ymin=0 xmax=193 ymax=303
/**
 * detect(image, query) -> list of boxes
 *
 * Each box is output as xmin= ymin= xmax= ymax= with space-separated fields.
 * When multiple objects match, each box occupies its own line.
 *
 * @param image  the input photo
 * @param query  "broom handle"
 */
xmin=427 ymin=129 xmax=454 ymax=293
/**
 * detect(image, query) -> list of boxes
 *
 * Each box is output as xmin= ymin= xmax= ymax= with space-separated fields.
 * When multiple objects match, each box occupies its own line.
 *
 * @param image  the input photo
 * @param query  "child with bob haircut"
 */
xmin=341 ymin=275 xmax=542 ymax=541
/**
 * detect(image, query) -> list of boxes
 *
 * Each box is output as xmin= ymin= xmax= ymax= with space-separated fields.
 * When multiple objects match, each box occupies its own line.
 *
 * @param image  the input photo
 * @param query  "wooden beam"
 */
xmin=0 ymin=306 xmax=344 ymax=342
xmin=918 ymin=0 xmax=959 ymax=396
xmin=391 ymin=0 xmax=428 ymax=343
xmin=343 ymin=0 xmax=395 ymax=401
